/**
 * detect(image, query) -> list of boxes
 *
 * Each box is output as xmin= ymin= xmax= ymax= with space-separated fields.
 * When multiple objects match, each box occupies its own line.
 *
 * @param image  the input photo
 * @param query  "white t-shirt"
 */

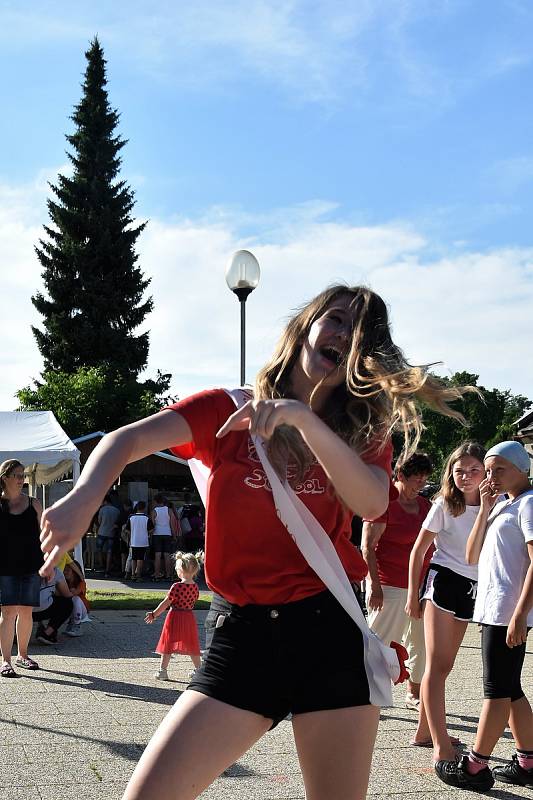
xmin=153 ymin=506 xmax=172 ymax=536
xmin=129 ymin=514 xmax=150 ymax=548
xmin=34 ymin=568 xmax=64 ymax=612
xmin=474 ymin=490 xmax=533 ymax=627
xmin=422 ymin=496 xmax=479 ymax=580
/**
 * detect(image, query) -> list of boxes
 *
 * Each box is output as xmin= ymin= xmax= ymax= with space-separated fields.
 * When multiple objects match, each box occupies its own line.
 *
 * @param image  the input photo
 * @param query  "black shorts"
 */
xmin=482 ymin=624 xmax=529 ymax=701
xmin=131 ymin=546 xmax=147 ymax=560
xmin=189 ymin=588 xmax=370 ymax=728
xmin=152 ymin=535 xmax=174 ymax=554
xmin=0 ymin=573 xmax=40 ymax=607
xmin=421 ymin=564 xmax=477 ymax=621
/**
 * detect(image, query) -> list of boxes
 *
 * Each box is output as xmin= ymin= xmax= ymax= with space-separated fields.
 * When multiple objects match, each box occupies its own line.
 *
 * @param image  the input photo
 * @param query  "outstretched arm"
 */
xmin=217 ymin=399 xmax=389 ymax=519
xmin=40 ymin=410 xmax=192 ymax=573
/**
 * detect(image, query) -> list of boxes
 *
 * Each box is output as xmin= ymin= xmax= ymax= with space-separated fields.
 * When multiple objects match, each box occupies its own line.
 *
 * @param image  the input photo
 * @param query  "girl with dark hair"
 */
xmin=0 ymin=459 xmax=43 ymax=675
xmin=40 ymin=284 xmax=469 ymax=800
xmin=406 ymin=442 xmax=485 ymax=762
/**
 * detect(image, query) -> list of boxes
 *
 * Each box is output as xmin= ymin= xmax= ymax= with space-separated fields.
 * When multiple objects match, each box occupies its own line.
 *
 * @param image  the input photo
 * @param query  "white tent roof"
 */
xmin=0 ymin=411 xmax=80 ymax=485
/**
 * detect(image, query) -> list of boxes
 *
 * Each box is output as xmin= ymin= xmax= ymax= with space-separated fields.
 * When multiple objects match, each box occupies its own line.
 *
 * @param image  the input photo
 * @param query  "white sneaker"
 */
xmin=64 ymin=623 xmax=82 ymax=637
xmin=154 ymin=669 xmax=169 ymax=681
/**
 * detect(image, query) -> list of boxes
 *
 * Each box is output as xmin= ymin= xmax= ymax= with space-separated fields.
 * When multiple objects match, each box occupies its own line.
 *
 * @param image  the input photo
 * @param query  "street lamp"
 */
xmin=225 ymin=249 xmax=261 ymax=386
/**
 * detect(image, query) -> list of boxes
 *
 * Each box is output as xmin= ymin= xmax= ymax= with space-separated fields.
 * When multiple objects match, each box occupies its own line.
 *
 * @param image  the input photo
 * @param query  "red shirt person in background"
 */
xmin=362 ymin=452 xmax=433 ymax=712
xmin=39 ymin=285 xmax=469 ymax=800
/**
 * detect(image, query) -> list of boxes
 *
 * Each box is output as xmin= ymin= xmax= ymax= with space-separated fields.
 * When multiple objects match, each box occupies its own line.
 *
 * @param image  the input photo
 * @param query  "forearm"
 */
xmin=362 ymin=544 xmax=381 ymax=586
xmin=408 ymin=531 xmax=434 ymax=596
xmin=299 ymin=412 xmax=388 ymax=519
xmin=152 ymin=599 xmax=170 ymax=618
xmin=465 ymin=509 xmax=490 ymax=564
xmin=514 ymin=563 xmax=533 ymax=619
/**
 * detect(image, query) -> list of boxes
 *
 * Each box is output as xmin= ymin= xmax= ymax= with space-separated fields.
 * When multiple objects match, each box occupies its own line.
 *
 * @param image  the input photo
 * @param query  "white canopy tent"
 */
xmin=0 ymin=411 xmax=83 ymax=566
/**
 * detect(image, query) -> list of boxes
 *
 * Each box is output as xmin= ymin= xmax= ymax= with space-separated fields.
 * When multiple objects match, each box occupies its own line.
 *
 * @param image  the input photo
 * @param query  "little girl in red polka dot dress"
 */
xmin=145 ymin=551 xmax=203 ymax=680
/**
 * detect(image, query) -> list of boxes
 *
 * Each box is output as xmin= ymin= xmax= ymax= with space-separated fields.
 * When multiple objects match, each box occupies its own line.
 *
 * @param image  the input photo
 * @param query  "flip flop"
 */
xmin=15 ymin=657 xmax=39 ymax=670
xmin=410 ymin=736 xmax=462 ymax=748
xmin=0 ymin=662 xmax=18 ymax=678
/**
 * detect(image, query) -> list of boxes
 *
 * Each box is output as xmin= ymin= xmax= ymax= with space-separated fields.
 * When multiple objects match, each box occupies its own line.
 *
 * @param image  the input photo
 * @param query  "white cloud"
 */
xmin=1 ymin=172 xmax=532 ymax=416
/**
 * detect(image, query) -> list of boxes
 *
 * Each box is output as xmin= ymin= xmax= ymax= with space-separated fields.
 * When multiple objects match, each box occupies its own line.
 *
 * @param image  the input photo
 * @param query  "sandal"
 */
xmin=0 ymin=662 xmax=18 ymax=678
xmin=15 ymin=657 xmax=39 ymax=670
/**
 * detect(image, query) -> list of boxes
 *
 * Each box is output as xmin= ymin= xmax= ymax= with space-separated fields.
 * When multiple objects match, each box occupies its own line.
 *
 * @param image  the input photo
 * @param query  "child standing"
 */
xmin=125 ymin=501 xmax=152 ymax=581
xmin=145 ymin=551 xmax=202 ymax=680
xmin=435 ymin=440 xmax=533 ymax=791
xmin=406 ymin=442 xmax=485 ymax=760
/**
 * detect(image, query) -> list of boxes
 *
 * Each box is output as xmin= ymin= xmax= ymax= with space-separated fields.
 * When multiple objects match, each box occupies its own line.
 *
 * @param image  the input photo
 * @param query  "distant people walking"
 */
xmin=362 ymin=452 xmax=433 ymax=710
xmin=145 ymin=551 xmax=202 ymax=680
xmin=151 ymin=494 xmax=176 ymax=580
xmin=435 ymin=441 xmax=533 ymax=791
xmin=0 ymin=460 xmax=43 ymax=676
xmin=406 ymin=442 xmax=485 ymax=756
xmin=96 ymin=494 xmax=120 ymax=577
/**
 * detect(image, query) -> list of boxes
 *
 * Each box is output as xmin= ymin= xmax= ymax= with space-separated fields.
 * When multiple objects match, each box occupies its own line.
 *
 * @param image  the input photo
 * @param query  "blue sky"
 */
xmin=1 ymin=0 xmax=532 ymax=412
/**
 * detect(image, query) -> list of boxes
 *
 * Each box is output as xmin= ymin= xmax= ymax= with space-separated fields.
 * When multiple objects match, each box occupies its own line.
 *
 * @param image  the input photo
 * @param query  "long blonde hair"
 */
xmin=436 ymin=441 xmax=486 ymax=517
xmin=255 ymin=284 xmax=471 ymax=479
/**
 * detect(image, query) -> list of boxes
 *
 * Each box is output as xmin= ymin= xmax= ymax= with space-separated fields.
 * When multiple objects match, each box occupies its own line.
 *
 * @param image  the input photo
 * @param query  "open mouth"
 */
xmin=319 ymin=346 xmax=343 ymax=367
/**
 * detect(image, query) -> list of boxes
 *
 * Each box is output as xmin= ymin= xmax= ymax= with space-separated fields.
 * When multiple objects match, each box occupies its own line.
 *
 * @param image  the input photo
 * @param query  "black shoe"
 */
xmin=435 ymin=756 xmax=494 ymax=792
xmin=36 ymin=629 xmax=57 ymax=645
xmin=493 ymin=754 xmax=533 ymax=787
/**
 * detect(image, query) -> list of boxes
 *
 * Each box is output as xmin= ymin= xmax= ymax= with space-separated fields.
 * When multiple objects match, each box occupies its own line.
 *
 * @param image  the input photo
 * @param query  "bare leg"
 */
xmin=509 ymin=695 xmax=533 ymax=751
xmin=191 ymin=654 xmax=201 ymax=669
xmin=473 ymin=698 xmax=511 ymax=755
xmin=0 ymin=607 xmax=17 ymax=665
xmin=293 ymin=705 xmax=379 ymax=800
xmin=164 ymin=553 xmax=173 ymax=579
xmin=154 ymin=552 xmax=162 ymax=578
xmin=408 ymin=680 xmax=421 ymax=699
xmin=15 ymin=607 xmax=34 ymax=660
xmin=122 ymin=690 xmax=271 ymax=800
xmin=420 ymin=602 xmax=467 ymax=760
xmin=160 ymin=654 xmax=171 ymax=671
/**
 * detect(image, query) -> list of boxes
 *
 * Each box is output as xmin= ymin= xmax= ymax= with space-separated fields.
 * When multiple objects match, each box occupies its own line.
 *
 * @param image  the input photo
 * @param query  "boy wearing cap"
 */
xmin=435 ymin=441 xmax=533 ymax=791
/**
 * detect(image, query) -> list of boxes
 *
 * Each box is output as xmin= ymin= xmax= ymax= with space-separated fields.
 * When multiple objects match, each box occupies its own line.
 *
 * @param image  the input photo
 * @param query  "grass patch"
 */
xmin=87 ymin=589 xmax=212 ymax=610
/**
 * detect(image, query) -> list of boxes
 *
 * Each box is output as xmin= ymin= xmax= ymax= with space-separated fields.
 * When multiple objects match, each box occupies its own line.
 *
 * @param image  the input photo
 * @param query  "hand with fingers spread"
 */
xmin=216 ymin=398 xmax=312 ymax=440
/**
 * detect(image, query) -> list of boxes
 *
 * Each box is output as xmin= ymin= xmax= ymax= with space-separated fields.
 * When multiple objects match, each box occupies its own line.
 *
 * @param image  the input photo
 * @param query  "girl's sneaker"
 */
xmin=154 ymin=668 xmax=169 ymax=681
xmin=493 ymin=755 xmax=533 ymax=787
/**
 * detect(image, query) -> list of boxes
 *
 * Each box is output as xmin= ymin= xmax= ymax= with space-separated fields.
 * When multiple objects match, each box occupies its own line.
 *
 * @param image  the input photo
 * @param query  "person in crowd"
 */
xmin=362 ymin=452 xmax=433 ymax=711
xmin=151 ymin=494 xmax=177 ymax=580
xmin=96 ymin=494 xmax=120 ymax=577
xmin=125 ymin=501 xmax=153 ymax=581
xmin=146 ymin=551 xmax=203 ymax=680
xmin=33 ymin=566 xmax=74 ymax=644
xmin=119 ymin=500 xmax=134 ymax=576
xmin=39 ymin=284 xmax=470 ymax=800
xmin=435 ymin=441 xmax=533 ymax=791
xmin=0 ymin=459 xmax=43 ymax=675
xmin=406 ymin=442 xmax=485 ymax=756
xmin=63 ymin=558 xmax=91 ymax=637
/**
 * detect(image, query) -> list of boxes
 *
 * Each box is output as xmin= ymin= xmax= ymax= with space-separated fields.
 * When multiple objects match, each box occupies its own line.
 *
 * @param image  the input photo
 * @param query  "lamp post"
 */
xmin=225 ymin=249 xmax=261 ymax=386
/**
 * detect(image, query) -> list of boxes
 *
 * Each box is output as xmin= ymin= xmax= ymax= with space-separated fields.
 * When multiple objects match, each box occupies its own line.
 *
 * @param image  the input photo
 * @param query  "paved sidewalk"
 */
xmin=1 ymin=612 xmax=531 ymax=800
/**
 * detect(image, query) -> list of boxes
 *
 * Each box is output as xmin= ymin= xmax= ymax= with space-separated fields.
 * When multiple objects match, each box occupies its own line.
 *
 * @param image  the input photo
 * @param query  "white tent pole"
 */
xmin=71 ymin=459 xmax=85 ymax=574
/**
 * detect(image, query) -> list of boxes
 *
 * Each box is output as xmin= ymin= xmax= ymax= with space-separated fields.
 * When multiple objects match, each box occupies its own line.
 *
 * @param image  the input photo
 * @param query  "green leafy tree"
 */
xmin=419 ymin=372 xmax=531 ymax=476
xmin=17 ymin=367 xmax=174 ymax=439
xmin=32 ymin=37 xmax=152 ymax=377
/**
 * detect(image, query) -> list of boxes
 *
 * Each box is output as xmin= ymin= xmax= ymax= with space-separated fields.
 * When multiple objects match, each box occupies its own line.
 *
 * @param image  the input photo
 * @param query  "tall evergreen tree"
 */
xmin=32 ymin=37 xmax=152 ymax=377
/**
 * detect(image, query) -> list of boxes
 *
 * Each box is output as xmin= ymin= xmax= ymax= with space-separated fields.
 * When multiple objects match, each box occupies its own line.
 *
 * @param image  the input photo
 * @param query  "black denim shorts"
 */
xmin=189 ymin=588 xmax=370 ymax=727
xmin=0 ymin=573 xmax=41 ymax=607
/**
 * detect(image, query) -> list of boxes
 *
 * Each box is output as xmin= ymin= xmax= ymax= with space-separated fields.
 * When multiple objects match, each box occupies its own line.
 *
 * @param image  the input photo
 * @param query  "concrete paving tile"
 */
xmin=39 ymin=783 xmax=126 ymax=800
xmin=198 ymin=773 xmax=306 ymax=799
xmin=0 ymin=787 xmax=42 ymax=800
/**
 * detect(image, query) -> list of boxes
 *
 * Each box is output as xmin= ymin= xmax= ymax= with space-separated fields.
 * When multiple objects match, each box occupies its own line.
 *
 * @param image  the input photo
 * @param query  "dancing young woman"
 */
xmin=39 ymin=285 xmax=467 ymax=800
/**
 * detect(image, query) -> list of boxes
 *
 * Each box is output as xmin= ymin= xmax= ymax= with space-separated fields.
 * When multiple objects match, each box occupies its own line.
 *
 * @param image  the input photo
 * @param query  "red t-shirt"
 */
xmin=374 ymin=495 xmax=432 ymax=588
xmin=167 ymin=389 xmax=392 ymax=605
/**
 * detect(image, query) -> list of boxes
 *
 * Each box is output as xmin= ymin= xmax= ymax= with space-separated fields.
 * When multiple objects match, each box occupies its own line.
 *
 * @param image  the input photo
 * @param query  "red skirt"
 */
xmin=156 ymin=608 xmax=200 ymax=656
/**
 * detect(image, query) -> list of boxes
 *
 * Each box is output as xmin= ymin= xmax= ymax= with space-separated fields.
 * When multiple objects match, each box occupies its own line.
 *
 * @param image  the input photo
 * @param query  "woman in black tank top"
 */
xmin=0 ymin=459 xmax=44 ymax=676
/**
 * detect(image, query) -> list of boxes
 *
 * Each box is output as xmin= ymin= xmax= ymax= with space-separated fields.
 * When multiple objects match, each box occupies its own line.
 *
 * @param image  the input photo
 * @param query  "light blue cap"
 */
xmin=484 ymin=441 xmax=530 ymax=473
